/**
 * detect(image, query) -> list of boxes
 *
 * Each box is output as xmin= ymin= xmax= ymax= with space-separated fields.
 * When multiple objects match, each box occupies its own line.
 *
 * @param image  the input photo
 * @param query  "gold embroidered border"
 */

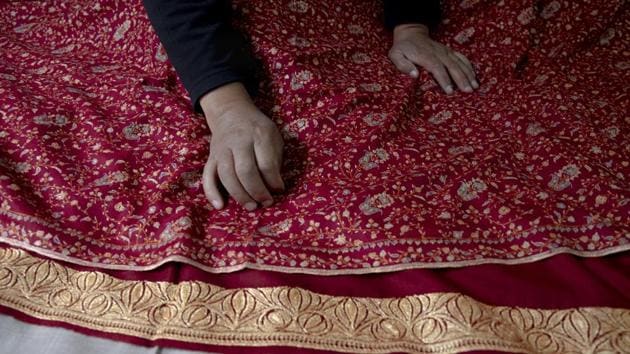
xmin=0 ymin=247 xmax=628 ymax=354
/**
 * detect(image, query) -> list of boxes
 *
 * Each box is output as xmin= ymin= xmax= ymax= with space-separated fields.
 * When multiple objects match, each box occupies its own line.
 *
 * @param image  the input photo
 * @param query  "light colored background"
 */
xmin=0 ymin=314 xmax=220 ymax=354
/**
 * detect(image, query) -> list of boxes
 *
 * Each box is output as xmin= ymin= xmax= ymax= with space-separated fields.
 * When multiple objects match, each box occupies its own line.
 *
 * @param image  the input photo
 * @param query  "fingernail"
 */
xmin=472 ymin=80 xmax=479 ymax=88
xmin=445 ymin=85 xmax=454 ymax=94
xmin=211 ymin=200 xmax=222 ymax=209
xmin=245 ymin=202 xmax=257 ymax=211
xmin=464 ymin=86 xmax=473 ymax=93
xmin=409 ymin=69 xmax=419 ymax=78
xmin=262 ymin=199 xmax=274 ymax=207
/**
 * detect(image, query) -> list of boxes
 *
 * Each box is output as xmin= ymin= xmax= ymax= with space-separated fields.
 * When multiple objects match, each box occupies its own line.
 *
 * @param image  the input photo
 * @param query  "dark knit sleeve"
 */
xmin=142 ymin=0 xmax=258 ymax=113
xmin=383 ymin=0 xmax=441 ymax=31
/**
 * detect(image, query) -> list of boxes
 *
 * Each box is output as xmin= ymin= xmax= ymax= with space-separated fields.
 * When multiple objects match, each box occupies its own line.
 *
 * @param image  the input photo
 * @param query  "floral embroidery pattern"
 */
xmin=0 ymin=0 xmax=627 ymax=273
xmin=457 ymin=179 xmax=487 ymax=202
xmin=290 ymin=70 xmax=313 ymax=90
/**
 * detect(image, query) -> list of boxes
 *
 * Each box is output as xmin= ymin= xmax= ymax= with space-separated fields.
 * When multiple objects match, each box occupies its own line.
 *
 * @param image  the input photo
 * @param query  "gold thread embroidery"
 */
xmin=0 ymin=247 xmax=628 ymax=354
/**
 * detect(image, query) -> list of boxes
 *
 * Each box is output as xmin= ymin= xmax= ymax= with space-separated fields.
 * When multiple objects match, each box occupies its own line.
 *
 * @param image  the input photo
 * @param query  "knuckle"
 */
xmin=261 ymin=118 xmax=276 ymax=129
xmin=404 ymin=53 xmax=420 ymax=63
xmin=254 ymin=125 xmax=276 ymax=140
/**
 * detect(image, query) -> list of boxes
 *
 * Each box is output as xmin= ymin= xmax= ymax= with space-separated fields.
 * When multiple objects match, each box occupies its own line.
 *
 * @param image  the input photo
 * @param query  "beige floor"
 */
xmin=0 ymin=314 xmax=219 ymax=354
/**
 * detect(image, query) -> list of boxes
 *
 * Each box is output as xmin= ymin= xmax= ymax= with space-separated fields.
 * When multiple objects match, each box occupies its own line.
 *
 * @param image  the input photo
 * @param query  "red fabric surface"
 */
xmin=0 ymin=0 xmax=628 ymax=273
xmin=0 ymin=0 xmax=628 ymax=352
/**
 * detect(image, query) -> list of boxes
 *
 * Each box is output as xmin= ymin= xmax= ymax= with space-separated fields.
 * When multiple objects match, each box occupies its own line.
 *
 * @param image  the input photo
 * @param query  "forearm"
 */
xmin=142 ymin=0 xmax=257 ymax=112
xmin=384 ymin=0 xmax=441 ymax=31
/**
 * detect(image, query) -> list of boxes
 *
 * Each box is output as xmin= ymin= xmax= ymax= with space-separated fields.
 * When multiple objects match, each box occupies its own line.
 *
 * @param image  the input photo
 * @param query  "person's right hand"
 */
xmin=388 ymin=24 xmax=478 ymax=95
xmin=200 ymin=83 xmax=285 ymax=211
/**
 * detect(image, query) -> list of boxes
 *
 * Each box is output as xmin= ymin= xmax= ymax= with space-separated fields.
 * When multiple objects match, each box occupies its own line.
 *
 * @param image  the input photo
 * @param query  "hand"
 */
xmin=200 ymin=82 xmax=285 ymax=211
xmin=388 ymin=24 xmax=478 ymax=94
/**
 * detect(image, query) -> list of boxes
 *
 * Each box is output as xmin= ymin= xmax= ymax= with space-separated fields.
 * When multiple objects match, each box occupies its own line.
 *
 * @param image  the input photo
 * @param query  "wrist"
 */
xmin=393 ymin=23 xmax=430 ymax=40
xmin=199 ymin=82 xmax=253 ymax=129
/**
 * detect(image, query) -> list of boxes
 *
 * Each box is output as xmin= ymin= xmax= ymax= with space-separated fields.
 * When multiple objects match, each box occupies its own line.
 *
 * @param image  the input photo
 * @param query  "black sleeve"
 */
xmin=383 ymin=0 xmax=441 ymax=31
xmin=142 ymin=0 xmax=258 ymax=113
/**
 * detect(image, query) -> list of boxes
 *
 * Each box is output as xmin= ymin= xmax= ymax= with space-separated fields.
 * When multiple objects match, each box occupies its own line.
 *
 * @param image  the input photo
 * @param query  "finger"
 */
xmin=388 ymin=50 xmax=419 ymax=78
xmin=452 ymin=51 xmax=478 ymax=88
xmin=254 ymin=138 xmax=285 ymax=196
xmin=438 ymin=53 xmax=473 ymax=93
xmin=420 ymin=57 xmax=454 ymax=94
xmin=404 ymin=49 xmax=455 ymax=94
xmin=217 ymin=152 xmax=258 ymax=211
xmin=453 ymin=51 xmax=475 ymax=72
xmin=232 ymin=146 xmax=274 ymax=207
xmin=203 ymin=159 xmax=224 ymax=210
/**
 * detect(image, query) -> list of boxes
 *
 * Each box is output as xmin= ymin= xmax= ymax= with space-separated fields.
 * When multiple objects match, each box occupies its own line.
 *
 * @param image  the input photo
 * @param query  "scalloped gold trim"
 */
xmin=0 ymin=247 xmax=628 ymax=354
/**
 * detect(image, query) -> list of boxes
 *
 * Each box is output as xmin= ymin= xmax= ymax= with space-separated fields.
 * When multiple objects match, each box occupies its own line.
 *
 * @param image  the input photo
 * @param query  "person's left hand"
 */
xmin=388 ymin=23 xmax=478 ymax=94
